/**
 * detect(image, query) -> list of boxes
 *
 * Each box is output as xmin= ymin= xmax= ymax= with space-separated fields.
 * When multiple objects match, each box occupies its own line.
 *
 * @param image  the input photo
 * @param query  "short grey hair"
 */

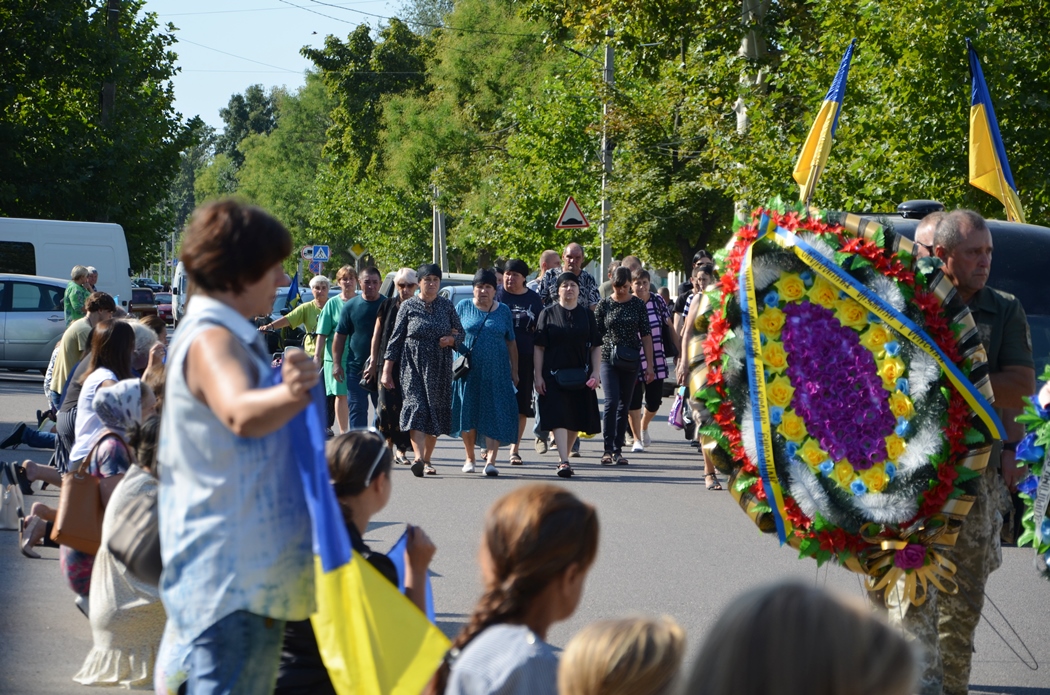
xmin=129 ymin=321 xmax=160 ymax=362
xmin=71 ymin=265 xmax=89 ymax=281
xmin=309 ymin=275 xmax=330 ymax=289
xmin=934 ymin=209 xmax=988 ymax=254
xmin=394 ymin=267 xmax=417 ymax=285
xmin=87 ymin=266 xmax=98 ymax=275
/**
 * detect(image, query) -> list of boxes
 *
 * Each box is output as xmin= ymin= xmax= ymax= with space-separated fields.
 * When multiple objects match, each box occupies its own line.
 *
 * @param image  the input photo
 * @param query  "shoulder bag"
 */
xmin=611 ymin=344 xmax=640 ymax=370
xmin=358 ymin=356 xmax=378 ymax=393
xmin=453 ymin=303 xmax=495 ymax=381
xmin=107 ymin=464 xmax=162 ymax=586
xmin=51 ymin=432 xmax=127 ymax=555
xmin=1 ymin=462 xmax=25 ymax=531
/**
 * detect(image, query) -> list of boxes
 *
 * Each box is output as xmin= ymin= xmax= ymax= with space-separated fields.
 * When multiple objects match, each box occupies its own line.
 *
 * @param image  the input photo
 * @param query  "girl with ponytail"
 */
xmin=430 ymin=484 xmax=600 ymax=695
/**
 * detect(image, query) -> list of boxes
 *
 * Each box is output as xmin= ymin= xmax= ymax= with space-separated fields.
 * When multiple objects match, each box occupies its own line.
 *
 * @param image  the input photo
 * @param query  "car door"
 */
xmin=0 ymin=280 xmax=8 ymax=361
xmin=4 ymin=279 xmax=64 ymax=366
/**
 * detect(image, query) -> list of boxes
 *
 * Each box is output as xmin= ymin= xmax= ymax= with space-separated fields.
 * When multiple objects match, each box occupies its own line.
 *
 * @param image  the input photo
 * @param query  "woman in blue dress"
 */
xmin=452 ymin=269 xmax=519 ymax=478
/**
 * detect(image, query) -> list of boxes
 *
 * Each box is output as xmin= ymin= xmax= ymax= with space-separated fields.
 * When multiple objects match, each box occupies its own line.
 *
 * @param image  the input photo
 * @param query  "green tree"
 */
xmin=215 ymin=84 xmax=278 ymax=167
xmin=0 ymin=0 xmax=196 ymax=267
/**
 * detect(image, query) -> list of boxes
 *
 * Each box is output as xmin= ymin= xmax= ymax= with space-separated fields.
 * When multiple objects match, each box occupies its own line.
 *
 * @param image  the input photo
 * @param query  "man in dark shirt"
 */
xmin=332 ymin=267 xmax=385 ymax=428
xmin=536 ymin=243 xmax=601 ymax=309
xmin=891 ymin=209 xmax=1035 ymax=695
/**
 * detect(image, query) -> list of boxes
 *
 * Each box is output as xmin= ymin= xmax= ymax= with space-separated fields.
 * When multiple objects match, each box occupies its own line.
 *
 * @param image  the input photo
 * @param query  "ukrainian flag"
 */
xmin=287 ymin=379 xmax=451 ymax=695
xmin=793 ymin=39 xmax=857 ymax=204
xmin=967 ymin=39 xmax=1025 ymax=223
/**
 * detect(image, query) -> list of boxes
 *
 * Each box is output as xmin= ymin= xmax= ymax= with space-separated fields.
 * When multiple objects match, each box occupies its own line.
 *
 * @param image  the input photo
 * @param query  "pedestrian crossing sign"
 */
xmin=555 ymin=197 xmax=590 ymax=229
xmin=312 ymin=245 xmax=330 ymax=262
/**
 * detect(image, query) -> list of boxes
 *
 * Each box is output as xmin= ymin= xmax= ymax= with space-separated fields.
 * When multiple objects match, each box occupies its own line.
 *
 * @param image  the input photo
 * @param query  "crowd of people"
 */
xmin=3 ymin=197 xmax=1046 ymax=695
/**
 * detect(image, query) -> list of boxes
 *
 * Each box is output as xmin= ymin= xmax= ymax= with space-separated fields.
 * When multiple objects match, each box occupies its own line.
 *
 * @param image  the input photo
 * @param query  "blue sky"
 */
xmin=147 ymin=0 xmax=399 ymax=130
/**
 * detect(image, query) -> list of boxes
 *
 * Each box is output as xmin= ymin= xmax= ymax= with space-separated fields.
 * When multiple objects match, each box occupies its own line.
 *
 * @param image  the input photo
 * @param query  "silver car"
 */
xmin=0 ymin=273 xmax=67 ymax=372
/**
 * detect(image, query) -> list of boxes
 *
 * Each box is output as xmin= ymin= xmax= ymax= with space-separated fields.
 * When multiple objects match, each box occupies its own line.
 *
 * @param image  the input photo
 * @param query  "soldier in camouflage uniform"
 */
xmin=880 ymin=210 xmax=1036 ymax=695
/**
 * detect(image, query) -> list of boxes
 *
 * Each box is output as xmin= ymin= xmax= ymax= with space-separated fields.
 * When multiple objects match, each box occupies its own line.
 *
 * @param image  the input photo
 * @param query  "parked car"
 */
xmin=133 ymin=277 xmax=163 ymax=292
xmin=379 ymin=271 xmax=475 ymax=298
xmin=0 ymin=273 xmax=67 ymax=372
xmin=438 ymin=284 xmax=475 ymax=306
xmin=130 ymin=287 xmax=157 ymax=318
xmin=154 ymin=291 xmax=173 ymax=324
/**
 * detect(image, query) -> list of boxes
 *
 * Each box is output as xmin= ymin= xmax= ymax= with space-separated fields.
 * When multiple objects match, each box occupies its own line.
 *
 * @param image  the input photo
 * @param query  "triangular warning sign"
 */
xmin=555 ymin=196 xmax=590 ymax=229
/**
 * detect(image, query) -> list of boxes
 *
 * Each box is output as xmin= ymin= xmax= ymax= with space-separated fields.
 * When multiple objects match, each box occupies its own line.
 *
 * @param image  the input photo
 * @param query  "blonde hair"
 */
xmin=71 ymin=265 xmax=90 ymax=282
xmin=683 ymin=582 xmax=916 ymax=695
xmin=559 ymin=616 xmax=685 ymax=695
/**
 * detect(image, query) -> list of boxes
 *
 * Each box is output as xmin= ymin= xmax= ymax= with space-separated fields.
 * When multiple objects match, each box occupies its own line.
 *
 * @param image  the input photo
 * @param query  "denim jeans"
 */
xmin=23 ymin=427 xmax=57 ymax=449
xmin=346 ymin=369 xmax=378 ymax=429
xmin=187 ymin=610 xmax=286 ymax=695
xmin=600 ymin=361 xmax=639 ymax=454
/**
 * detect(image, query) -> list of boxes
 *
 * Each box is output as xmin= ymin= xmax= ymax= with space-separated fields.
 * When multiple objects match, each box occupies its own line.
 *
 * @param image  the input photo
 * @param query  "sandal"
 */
xmin=600 ymin=452 xmax=614 ymax=466
xmin=12 ymin=462 xmax=34 ymax=496
xmin=410 ymin=460 xmax=425 ymax=478
xmin=615 ymin=454 xmax=629 ymax=465
xmin=705 ymin=473 xmax=723 ymax=490
xmin=20 ymin=516 xmax=43 ymax=559
xmin=424 ymin=462 xmax=437 ymax=476
xmin=556 ymin=462 xmax=573 ymax=478
xmin=509 ymin=452 xmax=523 ymax=466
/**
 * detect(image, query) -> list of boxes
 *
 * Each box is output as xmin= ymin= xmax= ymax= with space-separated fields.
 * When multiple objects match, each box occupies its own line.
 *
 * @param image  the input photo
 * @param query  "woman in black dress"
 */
xmin=534 ymin=272 xmax=602 ymax=477
xmin=371 ymin=267 xmax=418 ymax=464
xmin=595 ymin=267 xmax=654 ymax=465
xmin=382 ymin=264 xmax=463 ymax=477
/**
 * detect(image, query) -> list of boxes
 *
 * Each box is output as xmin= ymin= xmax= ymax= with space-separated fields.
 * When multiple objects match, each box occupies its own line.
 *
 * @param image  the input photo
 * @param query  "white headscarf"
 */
xmin=93 ymin=378 xmax=144 ymax=435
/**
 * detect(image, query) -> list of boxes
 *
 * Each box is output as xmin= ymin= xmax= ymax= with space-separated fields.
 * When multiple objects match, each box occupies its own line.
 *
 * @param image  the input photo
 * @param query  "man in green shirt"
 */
xmin=333 ymin=267 xmax=385 ymax=428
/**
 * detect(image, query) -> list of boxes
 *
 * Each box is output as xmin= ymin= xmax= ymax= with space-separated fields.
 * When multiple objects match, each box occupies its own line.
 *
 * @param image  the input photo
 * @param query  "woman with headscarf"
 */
xmin=370 ymin=268 xmax=417 ymax=464
xmin=452 ymin=269 xmax=518 ymax=477
xmin=62 ymin=379 xmax=157 ymax=611
xmin=534 ymin=272 xmax=602 ymax=477
xmin=74 ymin=409 xmax=163 ymax=688
xmin=381 ymin=264 xmax=463 ymax=477
xmin=495 ymin=259 xmax=544 ymax=466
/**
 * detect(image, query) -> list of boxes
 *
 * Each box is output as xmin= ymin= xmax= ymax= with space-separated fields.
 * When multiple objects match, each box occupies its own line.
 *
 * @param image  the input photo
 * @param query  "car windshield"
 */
xmin=155 ymin=293 xmax=172 ymax=304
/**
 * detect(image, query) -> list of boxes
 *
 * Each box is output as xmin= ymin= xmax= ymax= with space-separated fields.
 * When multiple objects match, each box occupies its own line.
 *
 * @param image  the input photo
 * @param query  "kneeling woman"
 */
xmin=276 ymin=430 xmax=437 ymax=695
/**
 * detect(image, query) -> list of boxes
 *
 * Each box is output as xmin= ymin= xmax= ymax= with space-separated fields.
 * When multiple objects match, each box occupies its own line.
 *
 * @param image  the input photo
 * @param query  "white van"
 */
xmin=0 ymin=217 xmax=135 ymax=310
xmin=171 ymin=260 xmax=188 ymax=325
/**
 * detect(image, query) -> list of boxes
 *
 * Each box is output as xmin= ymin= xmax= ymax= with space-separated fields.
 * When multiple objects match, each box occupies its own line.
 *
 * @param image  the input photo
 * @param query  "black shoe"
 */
xmin=411 ymin=460 xmax=425 ymax=478
xmin=1 ymin=423 xmax=27 ymax=450
xmin=12 ymin=462 xmax=34 ymax=496
xmin=36 ymin=410 xmax=47 ymax=427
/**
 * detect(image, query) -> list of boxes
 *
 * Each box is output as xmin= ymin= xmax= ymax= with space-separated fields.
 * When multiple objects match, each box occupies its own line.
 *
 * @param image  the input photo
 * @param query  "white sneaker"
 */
xmin=631 ymin=441 xmax=645 ymax=453
xmin=641 ymin=430 xmax=652 ymax=447
xmin=462 ymin=460 xmax=476 ymax=473
xmin=625 ymin=433 xmax=634 ymax=445
xmin=484 ymin=463 xmax=499 ymax=477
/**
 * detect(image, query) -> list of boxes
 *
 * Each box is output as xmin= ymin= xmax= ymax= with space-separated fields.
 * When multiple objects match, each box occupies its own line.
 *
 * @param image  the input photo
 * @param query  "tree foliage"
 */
xmin=0 ymin=0 xmax=196 ymax=267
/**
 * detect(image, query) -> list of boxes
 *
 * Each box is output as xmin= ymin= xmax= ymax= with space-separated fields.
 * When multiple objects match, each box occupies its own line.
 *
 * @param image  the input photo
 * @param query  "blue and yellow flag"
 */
xmin=967 ymin=39 xmax=1025 ymax=223
xmin=287 ymin=380 xmax=451 ymax=695
xmin=792 ymin=39 xmax=857 ymax=204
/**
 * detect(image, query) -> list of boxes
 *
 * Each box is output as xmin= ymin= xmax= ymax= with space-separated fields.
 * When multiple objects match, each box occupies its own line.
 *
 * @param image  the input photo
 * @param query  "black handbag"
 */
xmin=106 ymin=465 xmax=162 ymax=586
xmin=611 ymin=344 xmax=640 ymax=370
xmin=552 ymin=367 xmax=590 ymax=390
xmin=453 ymin=304 xmax=495 ymax=381
xmin=662 ymin=321 xmax=679 ymax=359
xmin=359 ymin=356 xmax=378 ymax=393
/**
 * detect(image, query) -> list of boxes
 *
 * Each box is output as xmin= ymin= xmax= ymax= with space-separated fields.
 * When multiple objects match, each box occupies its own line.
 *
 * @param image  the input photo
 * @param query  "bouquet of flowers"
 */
xmin=1014 ymin=370 xmax=1050 ymax=580
xmin=690 ymin=202 xmax=1005 ymax=609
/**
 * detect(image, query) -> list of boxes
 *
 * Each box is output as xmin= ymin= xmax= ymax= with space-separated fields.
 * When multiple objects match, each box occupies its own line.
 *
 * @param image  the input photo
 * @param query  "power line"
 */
xmin=159 ymin=1 xmax=382 ymax=17
xmin=304 ymin=0 xmax=547 ymax=37
xmin=277 ymin=0 xmax=354 ymax=25
xmin=176 ymin=38 xmax=301 ymax=73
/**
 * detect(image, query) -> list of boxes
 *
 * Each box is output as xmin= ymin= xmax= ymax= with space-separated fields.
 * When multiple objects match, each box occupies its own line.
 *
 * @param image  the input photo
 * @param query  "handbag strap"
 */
xmin=463 ymin=303 xmax=496 ymax=359
xmin=78 ymin=430 xmax=129 ymax=476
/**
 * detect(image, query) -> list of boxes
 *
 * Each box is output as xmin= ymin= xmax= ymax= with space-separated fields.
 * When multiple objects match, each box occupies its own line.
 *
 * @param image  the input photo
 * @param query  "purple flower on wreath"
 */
xmin=1017 ymin=474 xmax=1039 ymax=497
xmin=894 ymin=544 xmax=927 ymax=570
xmin=781 ymin=301 xmax=896 ymax=470
xmin=1015 ymin=433 xmax=1046 ymax=464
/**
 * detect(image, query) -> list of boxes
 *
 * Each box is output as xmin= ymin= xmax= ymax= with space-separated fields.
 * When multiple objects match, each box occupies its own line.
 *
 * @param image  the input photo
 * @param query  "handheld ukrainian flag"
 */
xmin=287 ymin=378 xmax=451 ymax=695
xmin=792 ymin=39 xmax=857 ymax=204
xmin=967 ymin=39 xmax=1025 ymax=223
xmin=286 ymin=271 xmax=301 ymax=309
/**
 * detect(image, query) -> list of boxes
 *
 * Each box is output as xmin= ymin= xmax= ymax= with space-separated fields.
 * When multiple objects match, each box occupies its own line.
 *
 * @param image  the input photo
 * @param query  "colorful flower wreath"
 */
xmin=689 ymin=203 xmax=1005 ymax=609
xmin=1014 ymin=369 xmax=1050 ymax=580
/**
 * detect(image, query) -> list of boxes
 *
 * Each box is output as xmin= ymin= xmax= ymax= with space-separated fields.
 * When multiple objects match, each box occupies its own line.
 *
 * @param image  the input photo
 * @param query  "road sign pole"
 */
xmin=599 ymin=30 xmax=614 ymax=280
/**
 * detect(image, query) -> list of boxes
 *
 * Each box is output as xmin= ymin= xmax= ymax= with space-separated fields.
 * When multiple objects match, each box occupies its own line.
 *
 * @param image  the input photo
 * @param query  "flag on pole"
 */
xmin=792 ymin=39 xmax=857 ymax=204
xmin=967 ymin=39 xmax=1025 ymax=223
xmin=286 ymin=271 xmax=301 ymax=309
xmin=285 ymin=378 xmax=451 ymax=695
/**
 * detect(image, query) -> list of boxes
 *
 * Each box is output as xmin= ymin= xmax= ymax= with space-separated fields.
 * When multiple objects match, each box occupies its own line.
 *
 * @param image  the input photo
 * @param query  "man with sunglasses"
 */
xmin=333 ymin=267 xmax=385 ymax=429
xmin=913 ymin=211 xmax=945 ymax=260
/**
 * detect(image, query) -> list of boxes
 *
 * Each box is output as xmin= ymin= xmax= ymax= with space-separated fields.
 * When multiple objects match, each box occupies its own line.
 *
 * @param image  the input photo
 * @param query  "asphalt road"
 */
xmin=1 ymin=369 xmax=1047 ymax=694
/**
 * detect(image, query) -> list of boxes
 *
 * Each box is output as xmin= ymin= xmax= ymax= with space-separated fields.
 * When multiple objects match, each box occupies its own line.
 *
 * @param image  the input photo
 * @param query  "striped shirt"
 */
xmin=446 ymin=624 xmax=558 ymax=695
xmin=639 ymin=293 xmax=672 ymax=379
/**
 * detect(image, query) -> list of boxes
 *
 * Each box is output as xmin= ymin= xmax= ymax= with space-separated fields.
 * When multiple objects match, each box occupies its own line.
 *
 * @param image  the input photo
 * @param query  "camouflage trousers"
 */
xmin=870 ymin=466 xmax=1005 ymax=695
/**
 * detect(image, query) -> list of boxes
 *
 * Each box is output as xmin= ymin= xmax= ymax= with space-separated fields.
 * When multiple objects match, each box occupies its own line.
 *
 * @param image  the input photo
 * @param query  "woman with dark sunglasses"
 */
xmin=276 ymin=430 xmax=436 ymax=694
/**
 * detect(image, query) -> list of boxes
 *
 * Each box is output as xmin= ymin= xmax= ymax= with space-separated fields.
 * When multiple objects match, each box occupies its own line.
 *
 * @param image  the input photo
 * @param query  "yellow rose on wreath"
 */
xmin=757 ymin=306 xmax=786 ymax=338
xmin=831 ymin=460 xmax=856 ymax=489
xmin=834 ymin=298 xmax=868 ymax=329
xmin=878 ymin=357 xmax=907 ymax=390
xmin=774 ymin=273 xmax=807 ymax=302
xmin=860 ymin=464 xmax=890 ymax=493
xmin=807 ymin=276 xmax=838 ymax=309
xmin=861 ymin=324 xmax=893 ymax=355
xmin=884 ymin=434 xmax=907 ymax=460
xmin=798 ymin=438 xmax=828 ymax=467
xmin=767 ymin=375 xmax=795 ymax=408
xmin=762 ymin=341 xmax=789 ymax=373
xmin=778 ymin=410 xmax=807 ymax=443
xmin=888 ymin=391 xmax=914 ymax=419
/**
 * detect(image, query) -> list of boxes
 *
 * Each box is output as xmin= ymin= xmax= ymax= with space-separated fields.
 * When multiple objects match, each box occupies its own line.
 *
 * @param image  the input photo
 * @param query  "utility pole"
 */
xmin=431 ymin=184 xmax=448 ymax=272
xmin=599 ymin=29 xmax=614 ymax=280
xmin=100 ymin=0 xmax=120 ymax=126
